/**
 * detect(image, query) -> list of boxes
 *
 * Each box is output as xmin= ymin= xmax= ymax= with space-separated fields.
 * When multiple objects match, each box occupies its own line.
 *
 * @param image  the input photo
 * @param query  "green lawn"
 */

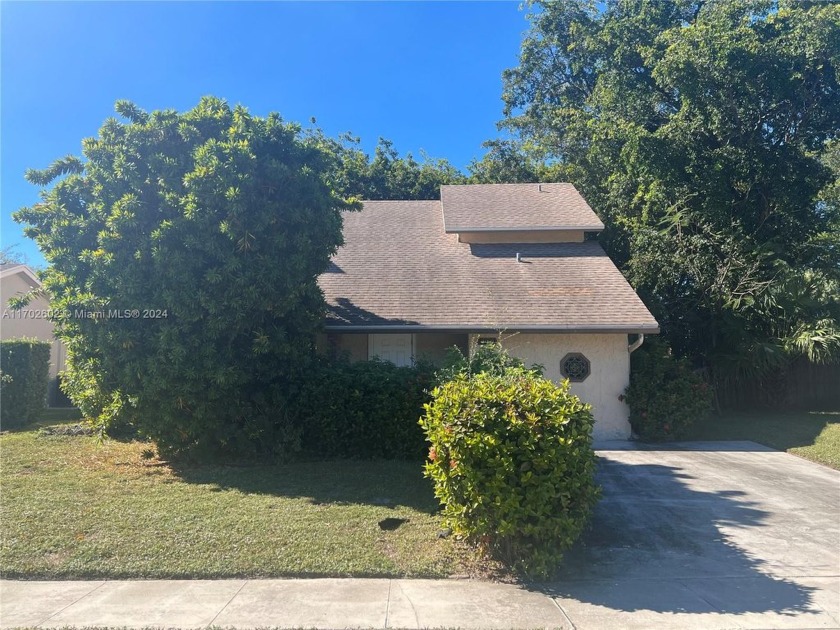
xmin=687 ymin=411 xmax=840 ymax=470
xmin=0 ymin=418 xmax=493 ymax=580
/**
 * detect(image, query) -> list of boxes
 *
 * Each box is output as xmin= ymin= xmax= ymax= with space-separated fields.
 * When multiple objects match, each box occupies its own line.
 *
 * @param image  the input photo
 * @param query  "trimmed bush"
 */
xmin=420 ymin=363 xmax=600 ymax=578
xmin=1 ymin=338 xmax=51 ymax=427
xmin=295 ymin=358 xmax=435 ymax=460
xmin=623 ymin=339 xmax=712 ymax=441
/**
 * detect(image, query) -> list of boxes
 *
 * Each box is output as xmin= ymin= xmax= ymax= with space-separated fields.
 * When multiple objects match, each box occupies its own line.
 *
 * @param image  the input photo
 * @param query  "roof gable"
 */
xmin=0 ymin=264 xmax=41 ymax=286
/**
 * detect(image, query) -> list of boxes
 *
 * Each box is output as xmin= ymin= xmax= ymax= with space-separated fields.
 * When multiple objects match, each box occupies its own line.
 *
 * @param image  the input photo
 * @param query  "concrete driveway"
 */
xmin=1 ymin=441 xmax=838 ymax=629
xmin=539 ymin=440 xmax=840 ymax=629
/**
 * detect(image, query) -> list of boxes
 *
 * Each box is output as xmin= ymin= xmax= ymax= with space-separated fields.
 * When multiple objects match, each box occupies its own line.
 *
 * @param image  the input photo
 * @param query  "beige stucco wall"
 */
xmin=1 ymin=272 xmax=66 ymax=381
xmin=318 ymin=331 xmax=632 ymax=440
xmin=457 ymin=230 xmax=585 ymax=244
xmin=491 ymin=332 xmax=632 ymax=441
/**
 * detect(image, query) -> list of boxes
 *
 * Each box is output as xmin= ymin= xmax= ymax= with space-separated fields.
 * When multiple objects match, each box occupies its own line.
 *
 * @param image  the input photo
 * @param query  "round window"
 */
xmin=560 ymin=353 xmax=590 ymax=382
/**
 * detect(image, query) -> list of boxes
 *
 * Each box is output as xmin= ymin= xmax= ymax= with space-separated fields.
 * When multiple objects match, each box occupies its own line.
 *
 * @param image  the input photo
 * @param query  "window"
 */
xmin=369 ymin=333 xmax=413 ymax=367
xmin=561 ymin=353 xmax=590 ymax=382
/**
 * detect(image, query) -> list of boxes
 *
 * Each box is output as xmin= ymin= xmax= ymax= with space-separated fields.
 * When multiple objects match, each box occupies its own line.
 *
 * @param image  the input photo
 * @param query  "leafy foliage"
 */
xmin=308 ymin=132 xmax=466 ymax=200
xmin=0 ymin=339 xmax=51 ymax=427
xmin=14 ymin=97 xmax=356 ymax=459
xmin=467 ymin=140 xmax=546 ymax=184
xmin=294 ymin=357 xmax=435 ymax=460
xmin=435 ymin=340 xmax=531 ymax=382
xmin=623 ymin=339 xmax=713 ymax=441
xmin=421 ymin=354 xmax=599 ymax=578
xmin=502 ymin=0 xmax=840 ymax=390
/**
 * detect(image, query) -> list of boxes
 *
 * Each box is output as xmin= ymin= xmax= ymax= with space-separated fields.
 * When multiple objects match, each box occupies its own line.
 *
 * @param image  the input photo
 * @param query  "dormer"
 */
xmin=440 ymin=183 xmax=604 ymax=244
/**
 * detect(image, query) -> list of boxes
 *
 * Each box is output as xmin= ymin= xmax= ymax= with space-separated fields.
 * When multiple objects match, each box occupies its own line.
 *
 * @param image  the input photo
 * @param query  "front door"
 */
xmin=369 ymin=334 xmax=413 ymax=367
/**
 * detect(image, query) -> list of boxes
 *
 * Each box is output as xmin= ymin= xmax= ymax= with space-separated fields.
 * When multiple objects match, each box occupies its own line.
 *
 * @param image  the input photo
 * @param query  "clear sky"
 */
xmin=1 ymin=1 xmax=528 ymax=268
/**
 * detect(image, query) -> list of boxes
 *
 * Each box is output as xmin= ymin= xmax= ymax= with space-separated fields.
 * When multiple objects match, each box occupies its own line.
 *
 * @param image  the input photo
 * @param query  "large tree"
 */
xmin=502 ymin=0 xmax=840 ymax=389
xmin=467 ymin=139 xmax=546 ymax=184
xmin=14 ymin=97 xmax=357 ymax=458
xmin=308 ymin=131 xmax=466 ymax=200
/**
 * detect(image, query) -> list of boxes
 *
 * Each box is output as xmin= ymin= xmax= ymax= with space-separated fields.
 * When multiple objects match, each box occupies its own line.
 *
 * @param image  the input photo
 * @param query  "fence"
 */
xmin=719 ymin=359 xmax=840 ymax=411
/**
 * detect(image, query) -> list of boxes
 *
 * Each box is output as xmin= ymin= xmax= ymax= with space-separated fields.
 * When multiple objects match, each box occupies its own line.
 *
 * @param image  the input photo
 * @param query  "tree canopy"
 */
xmin=14 ymin=97 xmax=357 ymax=457
xmin=502 ymin=0 xmax=840 ymax=386
xmin=309 ymin=132 xmax=466 ymax=200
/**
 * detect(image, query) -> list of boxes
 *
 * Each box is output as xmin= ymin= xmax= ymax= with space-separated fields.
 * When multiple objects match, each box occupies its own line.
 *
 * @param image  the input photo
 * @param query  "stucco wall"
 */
xmin=457 ymin=230 xmax=585 ymax=244
xmin=318 ymin=330 xmax=632 ymax=440
xmin=1 ymin=272 xmax=66 ymax=381
xmin=491 ymin=333 xmax=631 ymax=441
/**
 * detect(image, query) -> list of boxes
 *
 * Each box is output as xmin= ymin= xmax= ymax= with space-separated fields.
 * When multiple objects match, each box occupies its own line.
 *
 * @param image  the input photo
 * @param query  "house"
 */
xmin=1 ymin=263 xmax=67 ymax=403
xmin=318 ymin=183 xmax=659 ymax=440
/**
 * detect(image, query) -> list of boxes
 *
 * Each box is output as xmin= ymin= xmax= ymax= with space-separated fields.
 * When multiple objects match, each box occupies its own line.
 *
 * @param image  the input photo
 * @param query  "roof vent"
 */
xmin=516 ymin=252 xmax=522 ymax=263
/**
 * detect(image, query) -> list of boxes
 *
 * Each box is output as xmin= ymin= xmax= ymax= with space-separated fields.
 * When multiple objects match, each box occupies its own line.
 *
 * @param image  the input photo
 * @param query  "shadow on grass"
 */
xmin=7 ymin=407 xmax=440 ymax=512
xmin=0 ymin=407 xmax=83 ymax=433
xmin=531 ymin=451 xmax=823 ymax=618
xmin=173 ymin=458 xmax=438 ymax=512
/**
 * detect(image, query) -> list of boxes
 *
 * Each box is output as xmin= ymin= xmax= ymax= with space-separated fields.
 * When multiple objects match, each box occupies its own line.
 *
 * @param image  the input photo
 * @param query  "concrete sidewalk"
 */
xmin=6 ymin=578 xmax=567 ymax=629
xmin=2 ymin=574 xmax=839 ymax=629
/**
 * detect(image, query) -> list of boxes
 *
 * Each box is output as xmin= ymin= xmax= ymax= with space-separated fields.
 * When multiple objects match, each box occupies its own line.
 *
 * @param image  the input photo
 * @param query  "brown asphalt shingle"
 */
xmin=319 ymin=200 xmax=658 ymax=333
xmin=440 ymin=183 xmax=605 ymax=232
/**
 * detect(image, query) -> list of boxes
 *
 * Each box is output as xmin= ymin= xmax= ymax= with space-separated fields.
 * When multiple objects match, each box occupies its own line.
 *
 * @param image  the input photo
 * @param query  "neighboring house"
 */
xmin=0 ymin=263 xmax=67 ymax=401
xmin=318 ymin=183 xmax=659 ymax=440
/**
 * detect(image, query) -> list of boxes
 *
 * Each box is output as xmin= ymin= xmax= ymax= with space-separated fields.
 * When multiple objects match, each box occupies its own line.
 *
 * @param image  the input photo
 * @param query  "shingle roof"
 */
xmin=319 ymin=200 xmax=658 ymax=333
xmin=440 ymin=183 xmax=605 ymax=232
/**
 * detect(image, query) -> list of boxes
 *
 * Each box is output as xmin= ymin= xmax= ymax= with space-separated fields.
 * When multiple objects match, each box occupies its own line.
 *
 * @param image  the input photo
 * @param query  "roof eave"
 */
xmin=323 ymin=324 xmax=660 ymax=335
xmin=0 ymin=264 xmax=41 ymax=285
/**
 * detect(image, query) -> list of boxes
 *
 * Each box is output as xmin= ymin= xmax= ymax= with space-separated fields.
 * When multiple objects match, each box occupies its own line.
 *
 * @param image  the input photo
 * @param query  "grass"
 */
xmin=687 ymin=410 xmax=840 ymax=470
xmin=0 ymin=416 xmax=493 ymax=580
xmin=38 ymin=407 xmax=84 ymax=424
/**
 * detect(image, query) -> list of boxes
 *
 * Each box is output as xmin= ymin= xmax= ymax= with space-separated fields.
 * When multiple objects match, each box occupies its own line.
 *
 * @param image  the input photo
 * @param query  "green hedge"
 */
xmin=420 ymin=363 xmax=600 ymax=578
xmin=294 ymin=357 xmax=435 ymax=460
xmin=1 ymin=338 xmax=51 ymax=427
xmin=623 ymin=338 xmax=713 ymax=441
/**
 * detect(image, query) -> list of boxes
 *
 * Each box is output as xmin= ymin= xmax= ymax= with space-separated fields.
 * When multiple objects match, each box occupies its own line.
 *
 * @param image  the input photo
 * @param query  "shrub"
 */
xmin=0 ymin=338 xmax=51 ymax=427
xmin=14 ymin=98 xmax=358 ymax=460
xmin=435 ymin=341 xmax=526 ymax=382
xmin=295 ymin=357 xmax=435 ymax=459
xmin=420 ymin=364 xmax=600 ymax=578
xmin=623 ymin=339 xmax=712 ymax=441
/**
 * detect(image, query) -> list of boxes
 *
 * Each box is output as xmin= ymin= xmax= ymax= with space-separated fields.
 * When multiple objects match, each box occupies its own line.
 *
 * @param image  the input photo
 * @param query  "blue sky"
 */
xmin=1 ymin=1 xmax=529 ymax=268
